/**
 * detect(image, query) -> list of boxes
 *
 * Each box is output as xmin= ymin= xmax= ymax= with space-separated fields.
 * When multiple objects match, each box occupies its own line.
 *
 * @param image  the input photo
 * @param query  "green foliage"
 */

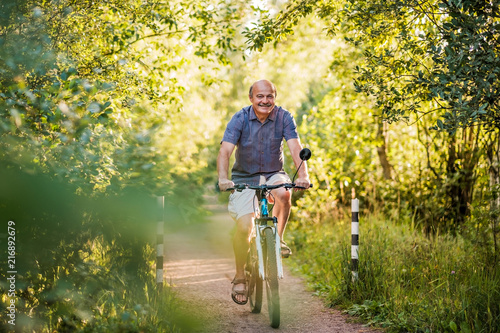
xmin=0 ymin=0 xmax=251 ymax=194
xmin=250 ymin=0 xmax=500 ymax=132
xmin=243 ymin=0 xmax=328 ymax=52
xmin=289 ymin=212 xmax=500 ymax=332
xmin=2 ymin=0 xmax=499 ymax=330
xmin=0 ymin=167 xmax=192 ymax=332
xmin=242 ymin=0 xmax=500 ymax=231
xmin=0 ymin=0 xmax=253 ymax=330
xmin=339 ymin=0 xmax=500 ymax=133
xmin=240 ymin=1 xmax=500 ymax=331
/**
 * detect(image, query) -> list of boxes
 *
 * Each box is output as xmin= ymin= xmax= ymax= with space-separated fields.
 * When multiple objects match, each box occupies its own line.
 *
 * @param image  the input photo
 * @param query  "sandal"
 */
xmin=281 ymin=240 xmax=292 ymax=258
xmin=231 ymin=278 xmax=248 ymax=305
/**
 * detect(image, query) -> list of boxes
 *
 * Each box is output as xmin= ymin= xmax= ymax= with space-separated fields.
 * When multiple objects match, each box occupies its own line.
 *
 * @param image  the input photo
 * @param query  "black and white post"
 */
xmin=351 ymin=198 xmax=359 ymax=282
xmin=156 ymin=196 xmax=165 ymax=289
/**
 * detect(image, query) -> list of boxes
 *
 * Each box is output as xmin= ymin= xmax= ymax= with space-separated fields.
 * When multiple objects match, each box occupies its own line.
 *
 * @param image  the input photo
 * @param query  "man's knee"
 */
xmin=274 ymin=188 xmax=291 ymax=205
xmin=235 ymin=214 xmax=253 ymax=236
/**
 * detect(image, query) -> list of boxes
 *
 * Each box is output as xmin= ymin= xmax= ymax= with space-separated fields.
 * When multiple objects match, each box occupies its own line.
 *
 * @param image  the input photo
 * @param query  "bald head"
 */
xmin=249 ymin=80 xmax=277 ymax=98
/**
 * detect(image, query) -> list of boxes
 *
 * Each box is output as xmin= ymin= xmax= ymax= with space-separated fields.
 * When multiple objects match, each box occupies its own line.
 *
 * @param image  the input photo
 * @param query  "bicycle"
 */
xmin=224 ymin=148 xmax=312 ymax=328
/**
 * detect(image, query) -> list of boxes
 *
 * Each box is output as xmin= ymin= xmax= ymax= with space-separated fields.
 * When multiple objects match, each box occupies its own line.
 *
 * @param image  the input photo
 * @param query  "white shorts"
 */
xmin=228 ymin=173 xmax=291 ymax=221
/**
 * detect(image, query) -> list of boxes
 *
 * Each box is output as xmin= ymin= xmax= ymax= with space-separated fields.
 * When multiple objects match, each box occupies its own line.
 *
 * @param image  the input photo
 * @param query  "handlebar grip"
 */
xmin=216 ymin=181 xmax=243 ymax=192
xmin=217 ymin=185 xmax=237 ymax=192
xmin=219 ymin=183 xmax=247 ymax=192
xmin=293 ymin=183 xmax=313 ymax=189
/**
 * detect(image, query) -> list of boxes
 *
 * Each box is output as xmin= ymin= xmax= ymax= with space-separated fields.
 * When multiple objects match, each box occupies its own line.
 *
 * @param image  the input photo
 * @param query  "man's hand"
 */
xmin=294 ymin=177 xmax=310 ymax=191
xmin=218 ymin=178 xmax=235 ymax=192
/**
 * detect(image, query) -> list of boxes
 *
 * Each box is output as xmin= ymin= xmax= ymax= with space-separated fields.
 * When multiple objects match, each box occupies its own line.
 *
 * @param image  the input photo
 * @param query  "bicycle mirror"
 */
xmin=299 ymin=148 xmax=311 ymax=161
xmin=292 ymin=148 xmax=312 ymax=183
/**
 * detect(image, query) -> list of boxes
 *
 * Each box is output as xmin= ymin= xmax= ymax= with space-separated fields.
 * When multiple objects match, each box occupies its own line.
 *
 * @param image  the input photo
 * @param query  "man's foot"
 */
xmin=231 ymin=278 xmax=248 ymax=305
xmin=281 ymin=240 xmax=292 ymax=258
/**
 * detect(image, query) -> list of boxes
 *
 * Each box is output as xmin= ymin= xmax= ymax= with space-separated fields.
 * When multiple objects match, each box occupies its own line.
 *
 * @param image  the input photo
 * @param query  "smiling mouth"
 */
xmin=258 ymin=104 xmax=273 ymax=107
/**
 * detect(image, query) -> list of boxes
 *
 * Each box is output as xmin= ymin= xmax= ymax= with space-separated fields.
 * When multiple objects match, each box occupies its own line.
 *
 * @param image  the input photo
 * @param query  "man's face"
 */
xmin=249 ymin=81 xmax=276 ymax=119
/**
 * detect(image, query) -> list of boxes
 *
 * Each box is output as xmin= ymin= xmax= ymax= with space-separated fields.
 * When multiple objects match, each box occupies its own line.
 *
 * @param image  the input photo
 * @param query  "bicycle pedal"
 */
xmin=281 ymin=252 xmax=291 ymax=259
xmin=280 ymin=243 xmax=292 ymax=258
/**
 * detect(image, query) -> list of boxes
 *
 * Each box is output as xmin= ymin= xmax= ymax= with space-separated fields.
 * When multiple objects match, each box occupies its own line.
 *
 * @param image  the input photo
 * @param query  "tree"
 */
xmin=243 ymin=0 xmax=500 ymax=228
xmin=0 ymin=0 xmax=249 ymax=191
xmin=0 ymin=1 xmax=251 ymax=330
xmin=245 ymin=0 xmax=500 ymax=131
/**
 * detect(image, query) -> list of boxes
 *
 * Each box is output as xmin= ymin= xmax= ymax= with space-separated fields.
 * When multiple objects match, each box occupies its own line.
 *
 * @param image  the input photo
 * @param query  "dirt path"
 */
xmin=163 ymin=205 xmax=380 ymax=333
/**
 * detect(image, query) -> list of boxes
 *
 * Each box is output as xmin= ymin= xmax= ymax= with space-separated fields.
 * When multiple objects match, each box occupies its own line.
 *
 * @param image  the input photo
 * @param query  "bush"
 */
xmin=0 ymin=167 xmax=187 ymax=332
xmin=289 ymin=210 xmax=500 ymax=332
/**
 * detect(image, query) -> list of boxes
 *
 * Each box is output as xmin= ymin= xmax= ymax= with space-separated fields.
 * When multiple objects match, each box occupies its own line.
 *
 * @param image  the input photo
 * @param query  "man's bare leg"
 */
xmin=270 ymin=187 xmax=292 ymax=239
xmin=232 ymin=213 xmax=253 ymax=303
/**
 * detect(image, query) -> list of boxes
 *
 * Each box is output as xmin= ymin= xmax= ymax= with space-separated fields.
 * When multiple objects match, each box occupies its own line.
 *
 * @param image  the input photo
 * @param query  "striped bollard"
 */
xmin=351 ymin=198 xmax=359 ymax=282
xmin=157 ymin=196 xmax=165 ymax=290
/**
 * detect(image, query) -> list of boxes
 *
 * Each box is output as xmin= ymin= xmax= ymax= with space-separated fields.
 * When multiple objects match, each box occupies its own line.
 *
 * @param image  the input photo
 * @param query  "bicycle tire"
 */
xmin=246 ymin=238 xmax=262 ymax=313
xmin=264 ymin=228 xmax=280 ymax=328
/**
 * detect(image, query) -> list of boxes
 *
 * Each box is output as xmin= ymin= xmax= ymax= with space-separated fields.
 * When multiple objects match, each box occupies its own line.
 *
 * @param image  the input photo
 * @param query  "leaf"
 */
xmin=437 ymin=119 xmax=444 ymax=129
xmin=88 ymin=102 xmax=101 ymax=114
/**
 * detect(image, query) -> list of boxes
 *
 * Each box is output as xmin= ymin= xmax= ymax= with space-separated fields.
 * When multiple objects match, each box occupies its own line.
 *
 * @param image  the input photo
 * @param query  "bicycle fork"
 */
xmin=254 ymin=218 xmax=284 ymax=280
xmin=273 ymin=219 xmax=284 ymax=279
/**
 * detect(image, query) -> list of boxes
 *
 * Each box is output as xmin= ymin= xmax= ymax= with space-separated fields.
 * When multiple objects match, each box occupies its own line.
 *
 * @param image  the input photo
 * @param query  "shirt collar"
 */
xmin=249 ymin=106 xmax=277 ymax=122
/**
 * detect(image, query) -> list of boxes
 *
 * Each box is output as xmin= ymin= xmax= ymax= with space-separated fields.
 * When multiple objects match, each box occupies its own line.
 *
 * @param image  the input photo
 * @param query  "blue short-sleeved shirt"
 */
xmin=222 ymin=105 xmax=299 ymax=185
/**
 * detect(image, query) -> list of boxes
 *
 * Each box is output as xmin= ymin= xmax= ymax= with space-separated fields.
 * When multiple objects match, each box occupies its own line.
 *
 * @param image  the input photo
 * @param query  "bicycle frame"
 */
xmin=253 ymin=189 xmax=284 ymax=280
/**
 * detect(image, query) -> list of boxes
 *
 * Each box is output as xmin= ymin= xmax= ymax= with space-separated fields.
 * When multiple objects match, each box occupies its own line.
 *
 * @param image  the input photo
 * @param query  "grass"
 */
xmin=0 ymin=240 xmax=191 ymax=333
xmin=288 ymin=210 xmax=500 ymax=332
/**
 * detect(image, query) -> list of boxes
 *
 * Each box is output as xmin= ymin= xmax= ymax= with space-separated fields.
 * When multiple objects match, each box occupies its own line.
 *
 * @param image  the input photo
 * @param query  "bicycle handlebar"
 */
xmin=224 ymin=182 xmax=313 ymax=192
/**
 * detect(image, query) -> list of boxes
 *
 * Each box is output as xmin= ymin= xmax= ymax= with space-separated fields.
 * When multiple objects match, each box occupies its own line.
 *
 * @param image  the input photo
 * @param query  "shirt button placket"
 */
xmin=260 ymin=136 xmax=263 ymax=170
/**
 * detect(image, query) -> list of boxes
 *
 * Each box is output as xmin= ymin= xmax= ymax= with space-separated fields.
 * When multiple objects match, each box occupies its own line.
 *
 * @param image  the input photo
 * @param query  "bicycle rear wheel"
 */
xmin=264 ymin=228 xmax=280 ymax=328
xmin=246 ymin=238 xmax=262 ymax=313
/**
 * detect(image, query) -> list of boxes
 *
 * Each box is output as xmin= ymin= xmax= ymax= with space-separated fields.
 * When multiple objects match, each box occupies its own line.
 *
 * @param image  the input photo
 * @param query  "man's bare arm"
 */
xmin=217 ymin=141 xmax=236 ymax=191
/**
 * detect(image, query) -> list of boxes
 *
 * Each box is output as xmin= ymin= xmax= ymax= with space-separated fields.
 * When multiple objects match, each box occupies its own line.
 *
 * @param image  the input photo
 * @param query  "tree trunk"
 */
xmin=487 ymin=131 xmax=500 ymax=211
xmin=376 ymin=120 xmax=392 ymax=180
xmin=486 ymin=130 xmax=500 ymax=262
xmin=446 ymin=127 xmax=478 ymax=228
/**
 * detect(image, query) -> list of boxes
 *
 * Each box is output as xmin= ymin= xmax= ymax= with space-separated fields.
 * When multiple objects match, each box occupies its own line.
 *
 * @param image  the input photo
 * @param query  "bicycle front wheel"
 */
xmin=246 ymin=238 xmax=262 ymax=313
xmin=264 ymin=228 xmax=280 ymax=328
